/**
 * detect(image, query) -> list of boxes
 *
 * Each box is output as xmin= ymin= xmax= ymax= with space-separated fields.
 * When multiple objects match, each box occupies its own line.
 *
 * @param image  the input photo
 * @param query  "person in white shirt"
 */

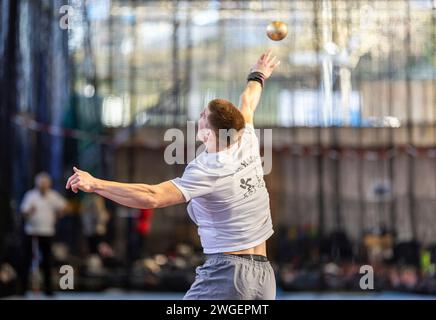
xmin=20 ymin=172 xmax=68 ymax=295
xmin=66 ymin=49 xmax=280 ymax=299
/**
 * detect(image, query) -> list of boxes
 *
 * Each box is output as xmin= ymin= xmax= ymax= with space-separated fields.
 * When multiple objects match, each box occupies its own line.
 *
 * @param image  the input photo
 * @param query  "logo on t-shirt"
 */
xmin=240 ymin=175 xmax=265 ymax=199
xmin=240 ymin=178 xmax=254 ymax=189
xmin=240 ymin=178 xmax=255 ymax=199
xmin=236 ymin=155 xmax=261 ymax=173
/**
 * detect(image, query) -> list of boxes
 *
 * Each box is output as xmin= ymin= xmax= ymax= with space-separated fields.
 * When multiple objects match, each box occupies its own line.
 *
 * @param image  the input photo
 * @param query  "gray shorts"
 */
xmin=183 ymin=253 xmax=276 ymax=300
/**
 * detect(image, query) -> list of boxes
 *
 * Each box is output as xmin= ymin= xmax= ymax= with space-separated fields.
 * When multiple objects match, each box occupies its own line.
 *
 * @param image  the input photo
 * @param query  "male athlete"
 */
xmin=66 ymin=49 xmax=280 ymax=299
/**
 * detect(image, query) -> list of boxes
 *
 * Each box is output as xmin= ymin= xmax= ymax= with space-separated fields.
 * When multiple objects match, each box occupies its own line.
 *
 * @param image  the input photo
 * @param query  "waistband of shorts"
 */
xmin=205 ymin=253 xmax=270 ymax=265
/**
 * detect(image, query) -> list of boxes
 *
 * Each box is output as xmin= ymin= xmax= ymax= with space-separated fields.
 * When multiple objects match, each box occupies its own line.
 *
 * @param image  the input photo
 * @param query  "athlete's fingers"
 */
xmin=71 ymin=182 xmax=79 ymax=193
xmin=269 ymin=56 xmax=277 ymax=67
xmin=260 ymin=49 xmax=272 ymax=62
xmin=259 ymin=52 xmax=266 ymax=62
xmin=70 ymin=177 xmax=80 ymax=187
xmin=264 ymin=48 xmax=273 ymax=61
xmin=271 ymin=60 xmax=281 ymax=69
xmin=66 ymin=173 xmax=78 ymax=189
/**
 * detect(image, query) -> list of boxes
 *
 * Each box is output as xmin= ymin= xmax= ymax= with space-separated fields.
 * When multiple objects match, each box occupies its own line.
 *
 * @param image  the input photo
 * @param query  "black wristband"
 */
xmin=247 ymin=71 xmax=265 ymax=88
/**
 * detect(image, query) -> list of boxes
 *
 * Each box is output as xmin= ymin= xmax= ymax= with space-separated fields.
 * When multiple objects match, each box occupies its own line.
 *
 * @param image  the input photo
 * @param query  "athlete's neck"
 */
xmin=205 ymin=142 xmax=233 ymax=154
xmin=204 ymin=135 xmax=223 ymax=153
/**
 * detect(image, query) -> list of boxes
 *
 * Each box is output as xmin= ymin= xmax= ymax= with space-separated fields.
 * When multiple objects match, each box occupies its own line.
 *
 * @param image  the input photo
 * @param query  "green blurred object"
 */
xmin=420 ymin=249 xmax=435 ymax=276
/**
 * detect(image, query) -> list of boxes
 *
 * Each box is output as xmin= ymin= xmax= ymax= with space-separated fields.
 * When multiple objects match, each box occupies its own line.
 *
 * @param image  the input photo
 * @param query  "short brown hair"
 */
xmin=207 ymin=98 xmax=245 ymax=148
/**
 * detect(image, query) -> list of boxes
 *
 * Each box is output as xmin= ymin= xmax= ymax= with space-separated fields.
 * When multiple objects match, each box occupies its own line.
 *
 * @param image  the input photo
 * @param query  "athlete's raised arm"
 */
xmin=239 ymin=49 xmax=280 ymax=124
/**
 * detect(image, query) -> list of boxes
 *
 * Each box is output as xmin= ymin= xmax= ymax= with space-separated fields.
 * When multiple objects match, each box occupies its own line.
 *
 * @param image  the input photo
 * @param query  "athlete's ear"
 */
xmin=204 ymin=123 xmax=212 ymax=138
xmin=204 ymin=128 xmax=211 ymax=142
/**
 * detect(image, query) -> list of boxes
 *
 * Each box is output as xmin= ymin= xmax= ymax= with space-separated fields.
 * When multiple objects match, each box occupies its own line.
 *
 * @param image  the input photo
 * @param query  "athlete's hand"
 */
xmin=250 ymin=49 xmax=280 ymax=80
xmin=66 ymin=167 xmax=97 ymax=193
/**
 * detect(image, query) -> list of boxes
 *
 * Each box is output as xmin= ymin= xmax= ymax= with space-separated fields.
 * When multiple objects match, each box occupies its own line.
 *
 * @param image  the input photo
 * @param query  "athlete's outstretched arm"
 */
xmin=66 ymin=167 xmax=185 ymax=209
xmin=239 ymin=49 xmax=280 ymax=124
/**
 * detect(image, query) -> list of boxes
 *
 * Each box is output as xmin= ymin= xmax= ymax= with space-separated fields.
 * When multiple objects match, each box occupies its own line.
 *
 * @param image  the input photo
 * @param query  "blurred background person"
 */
xmin=81 ymin=194 xmax=110 ymax=255
xmin=19 ymin=172 xmax=69 ymax=296
xmin=134 ymin=208 xmax=154 ymax=259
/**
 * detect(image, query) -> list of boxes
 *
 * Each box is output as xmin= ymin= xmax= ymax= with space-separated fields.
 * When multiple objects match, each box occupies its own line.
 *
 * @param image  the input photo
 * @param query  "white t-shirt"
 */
xmin=20 ymin=189 xmax=66 ymax=236
xmin=171 ymin=123 xmax=274 ymax=254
